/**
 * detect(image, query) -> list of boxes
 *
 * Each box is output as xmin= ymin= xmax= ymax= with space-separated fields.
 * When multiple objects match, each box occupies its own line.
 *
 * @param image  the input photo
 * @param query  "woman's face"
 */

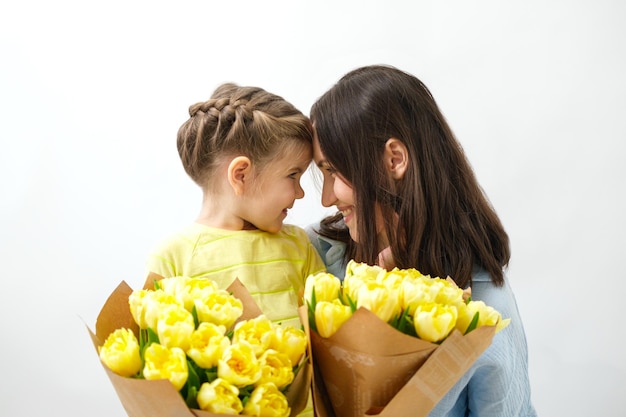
xmin=312 ymin=131 xmax=385 ymax=244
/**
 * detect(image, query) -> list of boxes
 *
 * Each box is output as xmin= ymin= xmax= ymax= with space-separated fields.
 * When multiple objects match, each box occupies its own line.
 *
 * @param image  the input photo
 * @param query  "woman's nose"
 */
xmin=321 ymin=178 xmax=336 ymax=207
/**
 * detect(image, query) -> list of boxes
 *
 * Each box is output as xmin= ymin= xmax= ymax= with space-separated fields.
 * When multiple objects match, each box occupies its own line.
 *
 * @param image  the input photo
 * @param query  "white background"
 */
xmin=1 ymin=1 xmax=625 ymax=416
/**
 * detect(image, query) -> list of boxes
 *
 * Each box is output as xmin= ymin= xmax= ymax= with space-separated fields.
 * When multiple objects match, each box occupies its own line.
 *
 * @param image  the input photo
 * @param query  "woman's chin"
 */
xmin=348 ymin=227 xmax=359 ymax=243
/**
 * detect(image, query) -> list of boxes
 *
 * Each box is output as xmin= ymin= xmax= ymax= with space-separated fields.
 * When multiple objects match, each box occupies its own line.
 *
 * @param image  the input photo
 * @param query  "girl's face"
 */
xmin=312 ymin=132 xmax=385 ymax=244
xmin=242 ymin=143 xmax=311 ymax=233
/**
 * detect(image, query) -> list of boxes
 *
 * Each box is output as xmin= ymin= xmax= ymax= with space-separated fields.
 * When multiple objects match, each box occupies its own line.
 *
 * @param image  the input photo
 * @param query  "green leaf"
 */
xmin=310 ymin=285 xmax=317 ymax=307
xmin=191 ymin=305 xmax=199 ymax=329
xmin=292 ymin=353 xmax=308 ymax=377
xmin=186 ymin=359 xmax=200 ymax=389
xmin=138 ymin=328 xmax=147 ymax=352
xmin=239 ymin=385 xmax=255 ymax=398
xmin=306 ymin=300 xmax=318 ymax=334
xmin=184 ymin=385 xmax=199 ymax=409
xmin=345 ymin=293 xmax=357 ymax=313
xmin=205 ymin=367 xmax=218 ymax=383
xmin=397 ymin=308 xmax=417 ymax=337
xmin=465 ymin=312 xmax=480 ymax=334
xmin=147 ymin=327 xmax=160 ymax=345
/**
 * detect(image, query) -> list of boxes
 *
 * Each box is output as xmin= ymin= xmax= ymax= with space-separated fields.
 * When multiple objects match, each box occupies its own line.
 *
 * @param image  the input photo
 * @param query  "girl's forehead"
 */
xmin=254 ymin=140 xmax=311 ymax=175
xmin=277 ymin=142 xmax=312 ymax=166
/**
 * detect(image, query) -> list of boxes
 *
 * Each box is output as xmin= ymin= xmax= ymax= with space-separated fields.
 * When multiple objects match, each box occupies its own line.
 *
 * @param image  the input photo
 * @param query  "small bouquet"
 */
xmin=301 ymin=260 xmax=509 ymax=417
xmin=88 ymin=273 xmax=311 ymax=417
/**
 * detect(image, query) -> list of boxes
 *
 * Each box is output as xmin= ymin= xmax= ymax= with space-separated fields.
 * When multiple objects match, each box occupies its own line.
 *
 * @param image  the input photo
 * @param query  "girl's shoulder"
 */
xmin=279 ymin=223 xmax=309 ymax=239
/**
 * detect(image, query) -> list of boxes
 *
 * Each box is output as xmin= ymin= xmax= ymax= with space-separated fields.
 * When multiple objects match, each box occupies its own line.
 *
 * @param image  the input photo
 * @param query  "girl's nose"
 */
xmin=295 ymin=181 xmax=305 ymax=199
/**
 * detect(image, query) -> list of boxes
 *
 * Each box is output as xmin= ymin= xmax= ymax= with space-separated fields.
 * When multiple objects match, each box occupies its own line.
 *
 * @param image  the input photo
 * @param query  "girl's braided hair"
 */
xmin=177 ymin=83 xmax=313 ymax=188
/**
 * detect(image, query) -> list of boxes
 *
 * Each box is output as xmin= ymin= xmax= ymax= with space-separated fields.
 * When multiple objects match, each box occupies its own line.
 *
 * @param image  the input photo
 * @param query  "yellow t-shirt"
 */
xmin=146 ymin=222 xmax=325 ymax=329
xmin=147 ymin=222 xmax=321 ymax=417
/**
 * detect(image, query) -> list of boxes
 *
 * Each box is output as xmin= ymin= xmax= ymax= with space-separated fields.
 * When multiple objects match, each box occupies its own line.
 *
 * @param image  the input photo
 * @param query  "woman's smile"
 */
xmin=338 ymin=206 xmax=354 ymax=224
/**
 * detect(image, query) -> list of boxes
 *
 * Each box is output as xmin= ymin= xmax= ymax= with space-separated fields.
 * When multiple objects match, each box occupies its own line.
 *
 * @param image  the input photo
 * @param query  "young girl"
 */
xmin=306 ymin=65 xmax=536 ymax=416
xmin=147 ymin=83 xmax=326 ymax=332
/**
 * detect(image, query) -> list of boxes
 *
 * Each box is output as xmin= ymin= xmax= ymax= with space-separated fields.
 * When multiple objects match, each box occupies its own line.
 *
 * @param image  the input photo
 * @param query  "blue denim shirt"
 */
xmin=305 ymin=226 xmax=537 ymax=417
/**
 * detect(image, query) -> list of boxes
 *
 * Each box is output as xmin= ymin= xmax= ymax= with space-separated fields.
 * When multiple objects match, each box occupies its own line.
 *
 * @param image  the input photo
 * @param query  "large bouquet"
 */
xmin=300 ymin=260 xmax=509 ymax=417
xmin=88 ymin=273 xmax=311 ymax=417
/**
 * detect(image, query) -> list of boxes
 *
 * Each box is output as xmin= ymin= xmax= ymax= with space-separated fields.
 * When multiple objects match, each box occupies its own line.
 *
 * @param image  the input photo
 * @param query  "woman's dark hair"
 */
xmin=310 ymin=65 xmax=509 ymax=288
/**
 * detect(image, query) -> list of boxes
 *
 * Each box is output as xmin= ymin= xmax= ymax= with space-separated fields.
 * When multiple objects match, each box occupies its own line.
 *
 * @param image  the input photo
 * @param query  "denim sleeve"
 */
xmin=429 ymin=275 xmax=537 ymax=417
xmin=304 ymin=224 xmax=347 ymax=279
xmin=302 ymin=228 xmax=537 ymax=416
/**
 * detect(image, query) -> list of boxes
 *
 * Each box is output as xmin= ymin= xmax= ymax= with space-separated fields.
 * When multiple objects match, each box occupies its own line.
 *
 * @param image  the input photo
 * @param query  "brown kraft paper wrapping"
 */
xmin=88 ymin=274 xmax=311 ymax=417
xmin=298 ymin=306 xmax=495 ymax=417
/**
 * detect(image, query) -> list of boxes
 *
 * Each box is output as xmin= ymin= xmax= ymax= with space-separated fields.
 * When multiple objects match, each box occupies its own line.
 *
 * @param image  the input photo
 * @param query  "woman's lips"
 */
xmin=339 ymin=207 xmax=354 ymax=224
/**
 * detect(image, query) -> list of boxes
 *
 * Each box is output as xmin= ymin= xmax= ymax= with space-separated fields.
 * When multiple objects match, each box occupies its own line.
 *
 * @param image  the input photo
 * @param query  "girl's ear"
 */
xmin=384 ymin=138 xmax=409 ymax=180
xmin=227 ymin=156 xmax=252 ymax=195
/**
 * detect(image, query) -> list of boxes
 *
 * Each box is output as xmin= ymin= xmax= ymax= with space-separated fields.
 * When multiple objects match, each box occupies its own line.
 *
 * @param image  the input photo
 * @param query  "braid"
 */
xmin=177 ymin=83 xmax=313 ymax=188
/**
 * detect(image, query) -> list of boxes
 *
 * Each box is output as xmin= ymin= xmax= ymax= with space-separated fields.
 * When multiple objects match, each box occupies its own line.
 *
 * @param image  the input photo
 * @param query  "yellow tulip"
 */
xmin=158 ymin=276 xmax=187 ymax=295
xmin=143 ymin=290 xmax=180 ymax=331
xmin=232 ymin=315 xmax=273 ymax=357
xmin=194 ymin=289 xmax=243 ymax=329
xmin=472 ymin=301 xmax=503 ymax=328
xmin=304 ymin=272 xmax=341 ymax=305
xmin=413 ymin=302 xmax=458 ymax=343
xmin=243 ymin=382 xmax=291 ymax=417
xmin=342 ymin=273 xmax=364 ymax=306
xmin=128 ymin=289 xmax=150 ymax=329
xmin=384 ymin=267 xmax=425 ymax=283
xmin=269 ymin=325 xmax=307 ymax=367
xmin=160 ymin=276 xmax=218 ymax=312
xmin=157 ymin=304 xmax=195 ymax=351
xmin=218 ymin=341 xmax=262 ymax=387
xmin=399 ymin=277 xmax=436 ymax=315
xmin=456 ymin=300 xmax=510 ymax=334
xmin=345 ymin=260 xmax=386 ymax=281
xmin=98 ymin=328 xmax=141 ymax=377
xmin=315 ymin=300 xmax=353 ymax=338
xmin=143 ymin=343 xmax=188 ymax=391
xmin=432 ymin=277 xmax=464 ymax=306
xmin=187 ymin=322 xmax=230 ymax=369
xmin=496 ymin=317 xmax=512 ymax=333
xmin=257 ymin=349 xmax=294 ymax=389
xmin=197 ymin=378 xmax=243 ymax=415
xmin=378 ymin=269 xmax=404 ymax=294
xmin=356 ymin=281 xmax=400 ymax=323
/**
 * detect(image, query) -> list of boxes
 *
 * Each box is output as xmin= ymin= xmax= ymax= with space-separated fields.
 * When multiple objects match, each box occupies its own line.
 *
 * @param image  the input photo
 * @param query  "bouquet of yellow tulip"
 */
xmin=88 ymin=273 xmax=311 ymax=417
xmin=300 ymin=260 xmax=509 ymax=417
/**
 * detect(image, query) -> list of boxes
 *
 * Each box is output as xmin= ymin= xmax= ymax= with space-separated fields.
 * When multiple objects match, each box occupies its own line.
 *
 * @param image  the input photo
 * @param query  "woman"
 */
xmin=306 ymin=65 xmax=536 ymax=416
